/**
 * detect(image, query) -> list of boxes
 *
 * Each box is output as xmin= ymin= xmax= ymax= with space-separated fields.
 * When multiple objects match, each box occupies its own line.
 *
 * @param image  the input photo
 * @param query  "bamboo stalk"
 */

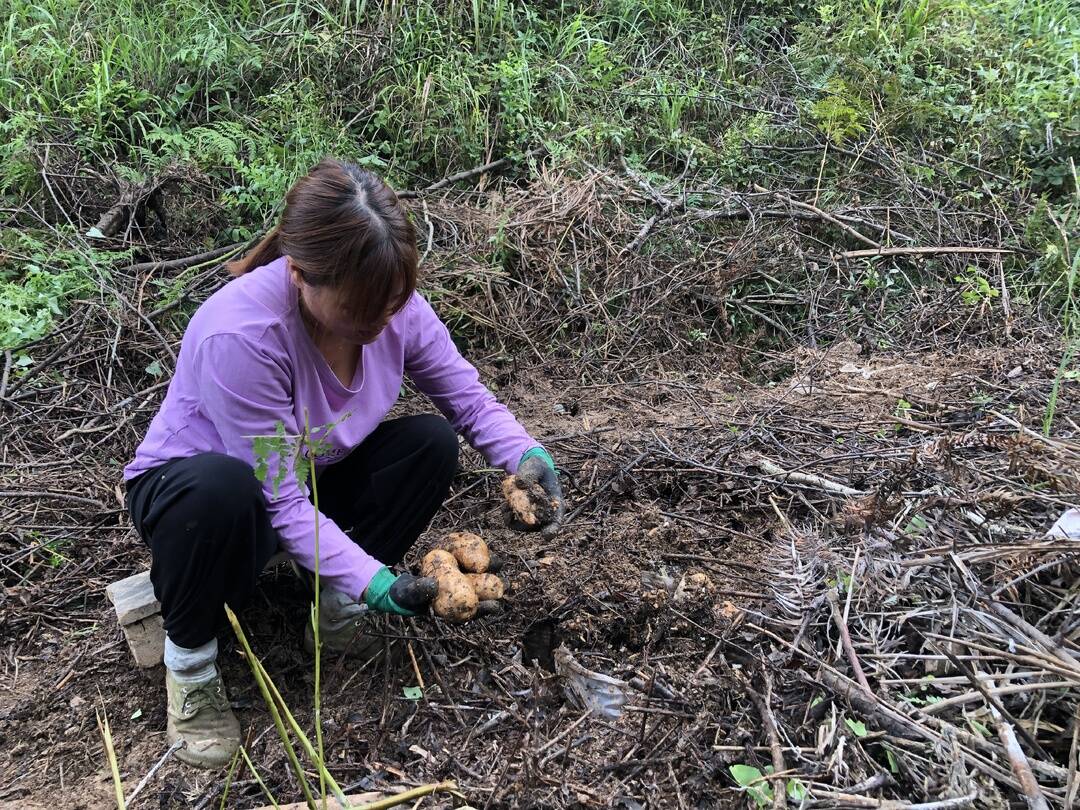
xmin=226 ymin=606 xmax=317 ymax=809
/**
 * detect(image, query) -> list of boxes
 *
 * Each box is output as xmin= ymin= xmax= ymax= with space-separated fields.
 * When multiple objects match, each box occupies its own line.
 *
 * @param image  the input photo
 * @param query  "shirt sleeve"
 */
xmin=404 ymin=294 xmax=539 ymax=471
xmin=193 ymin=332 xmax=383 ymax=601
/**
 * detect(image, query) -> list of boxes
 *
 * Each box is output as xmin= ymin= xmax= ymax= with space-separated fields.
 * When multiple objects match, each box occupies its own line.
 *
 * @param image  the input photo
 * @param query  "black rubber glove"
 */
xmin=512 ymin=447 xmax=566 ymax=538
xmin=365 ymin=568 xmax=438 ymax=615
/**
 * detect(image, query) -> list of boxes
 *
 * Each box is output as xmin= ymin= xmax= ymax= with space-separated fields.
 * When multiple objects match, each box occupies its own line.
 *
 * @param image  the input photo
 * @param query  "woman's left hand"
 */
xmin=514 ymin=448 xmax=565 ymax=537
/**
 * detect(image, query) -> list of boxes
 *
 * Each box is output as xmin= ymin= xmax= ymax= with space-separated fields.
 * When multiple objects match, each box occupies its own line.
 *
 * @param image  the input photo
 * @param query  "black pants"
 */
xmin=126 ymin=415 xmax=459 ymax=648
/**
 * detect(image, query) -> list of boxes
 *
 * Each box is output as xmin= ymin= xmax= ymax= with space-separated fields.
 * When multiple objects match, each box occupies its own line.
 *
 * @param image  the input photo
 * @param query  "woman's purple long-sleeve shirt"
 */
xmin=124 ymin=257 xmax=539 ymax=600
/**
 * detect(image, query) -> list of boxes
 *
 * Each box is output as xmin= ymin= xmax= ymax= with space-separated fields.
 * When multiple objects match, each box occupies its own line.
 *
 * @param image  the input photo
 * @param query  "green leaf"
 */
xmin=787 ymin=779 xmax=808 ymax=800
xmin=145 ymin=359 xmax=163 ymax=377
xmin=402 ymin=686 xmax=423 ymax=700
xmin=968 ymin=719 xmax=991 ymax=738
xmin=729 ymin=764 xmax=773 ymax=807
xmin=886 ymin=749 xmax=899 ymax=773
xmin=845 ymin=718 xmax=868 ymax=737
xmin=903 ymin=514 xmax=928 ymax=536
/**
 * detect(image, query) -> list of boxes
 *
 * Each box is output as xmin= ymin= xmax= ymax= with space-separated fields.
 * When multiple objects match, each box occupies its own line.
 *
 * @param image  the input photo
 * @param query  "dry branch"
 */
xmin=836 ymin=246 xmax=1015 ymax=260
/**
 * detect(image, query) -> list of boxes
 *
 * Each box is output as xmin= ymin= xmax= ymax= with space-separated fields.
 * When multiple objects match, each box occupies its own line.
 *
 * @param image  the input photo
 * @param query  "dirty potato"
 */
xmin=445 ymin=532 xmax=490 ymax=573
xmin=465 ymin=573 xmax=505 ymax=601
xmin=421 ymin=549 xmax=478 ymax=622
xmin=501 ymin=475 xmax=556 ymax=527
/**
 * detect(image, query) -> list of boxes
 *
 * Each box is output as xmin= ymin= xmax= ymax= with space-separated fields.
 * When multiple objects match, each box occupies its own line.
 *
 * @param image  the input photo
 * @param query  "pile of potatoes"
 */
xmin=421 ymin=533 xmax=505 ymax=623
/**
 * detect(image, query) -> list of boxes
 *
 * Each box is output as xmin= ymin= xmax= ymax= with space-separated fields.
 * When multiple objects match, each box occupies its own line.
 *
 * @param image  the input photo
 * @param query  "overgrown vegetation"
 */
xmin=1 ymin=0 xmax=1077 ymax=356
xmin=2 ymin=4 xmax=1078 ymax=806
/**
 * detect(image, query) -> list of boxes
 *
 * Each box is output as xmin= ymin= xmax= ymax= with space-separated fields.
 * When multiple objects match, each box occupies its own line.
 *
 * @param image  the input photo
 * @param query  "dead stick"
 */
xmin=755 ymin=456 xmax=863 ymax=496
xmin=0 ymin=349 xmax=11 ymax=400
xmin=984 ymin=675 xmax=1050 ymax=810
xmin=754 ymin=183 xmax=880 ymax=248
xmin=124 ymin=242 xmax=245 ymax=275
xmin=837 ymin=246 xmax=1015 ymax=260
xmin=746 ymin=674 xmax=786 ymax=810
xmin=935 ymin=644 xmax=1050 ymax=760
xmin=812 ymin=668 xmax=1068 ymax=784
xmin=399 ymin=145 xmax=548 ymax=198
xmin=807 ymin=790 xmax=977 ymax=809
xmin=985 ymin=600 xmax=1080 ymax=669
xmin=826 ymin=588 xmax=875 ymax=699
xmin=126 ymin=740 xmax=185 ymax=805
xmin=1067 ymin=701 xmax=1079 ymax=810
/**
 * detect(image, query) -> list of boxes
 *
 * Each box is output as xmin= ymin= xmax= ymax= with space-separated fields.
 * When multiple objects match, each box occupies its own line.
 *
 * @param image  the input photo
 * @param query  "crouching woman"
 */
xmin=123 ymin=158 xmax=564 ymax=768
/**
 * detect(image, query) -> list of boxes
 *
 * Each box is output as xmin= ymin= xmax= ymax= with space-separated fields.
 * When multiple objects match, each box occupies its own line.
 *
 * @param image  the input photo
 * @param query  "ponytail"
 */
xmin=226 ymin=227 xmax=282 ymax=277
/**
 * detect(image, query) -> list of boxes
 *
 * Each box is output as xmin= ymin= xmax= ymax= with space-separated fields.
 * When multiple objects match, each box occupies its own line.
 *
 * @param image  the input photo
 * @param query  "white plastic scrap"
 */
xmin=1047 ymin=508 xmax=1080 ymax=540
xmin=554 ymin=645 xmax=628 ymax=718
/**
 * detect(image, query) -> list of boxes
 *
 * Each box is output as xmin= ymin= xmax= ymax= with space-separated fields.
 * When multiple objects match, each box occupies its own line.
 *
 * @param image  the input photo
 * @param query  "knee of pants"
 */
xmin=167 ymin=454 xmax=266 ymax=545
xmin=414 ymin=414 xmax=459 ymax=472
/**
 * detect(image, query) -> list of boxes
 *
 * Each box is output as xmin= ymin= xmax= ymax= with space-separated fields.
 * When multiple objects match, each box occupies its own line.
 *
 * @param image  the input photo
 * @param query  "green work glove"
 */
xmin=515 ymin=446 xmax=566 ymax=538
xmin=363 ymin=567 xmax=437 ymax=616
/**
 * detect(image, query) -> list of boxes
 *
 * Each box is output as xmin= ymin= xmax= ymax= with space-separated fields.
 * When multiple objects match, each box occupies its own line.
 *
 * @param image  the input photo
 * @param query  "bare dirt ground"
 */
xmin=2 ymin=163 xmax=1078 ymax=808
xmin=2 ymin=330 xmax=1076 ymax=808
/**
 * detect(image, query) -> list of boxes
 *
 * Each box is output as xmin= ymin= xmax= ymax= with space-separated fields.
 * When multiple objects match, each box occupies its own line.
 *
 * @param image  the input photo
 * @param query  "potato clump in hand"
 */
xmin=502 ymin=475 xmax=557 ymax=528
xmin=421 ymin=549 xmax=479 ymax=622
xmin=420 ymin=534 xmax=506 ymax=623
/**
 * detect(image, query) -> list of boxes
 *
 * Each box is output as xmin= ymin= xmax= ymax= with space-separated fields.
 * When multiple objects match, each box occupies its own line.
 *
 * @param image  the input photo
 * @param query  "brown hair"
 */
xmin=227 ymin=158 xmax=418 ymax=325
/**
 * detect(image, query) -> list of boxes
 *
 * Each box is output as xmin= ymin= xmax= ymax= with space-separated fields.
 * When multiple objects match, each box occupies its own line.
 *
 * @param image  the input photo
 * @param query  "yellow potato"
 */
xmin=502 ymin=475 xmax=556 ymax=527
xmin=466 ymin=573 xmax=505 ymax=601
xmin=445 ymin=532 xmax=490 ymax=573
xmin=422 ymin=549 xmax=478 ymax=622
xmin=420 ymin=549 xmax=457 ymax=578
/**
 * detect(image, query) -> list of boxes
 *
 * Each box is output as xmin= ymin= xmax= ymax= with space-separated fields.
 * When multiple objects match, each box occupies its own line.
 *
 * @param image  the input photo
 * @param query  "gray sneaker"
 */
xmin=166 ymin=668 xmax=240 ymax=769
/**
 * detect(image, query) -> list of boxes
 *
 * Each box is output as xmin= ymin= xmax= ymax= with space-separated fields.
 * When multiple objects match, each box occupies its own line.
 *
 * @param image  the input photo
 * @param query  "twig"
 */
xmin=565 ymin=450 xmax=649 ymax=523
xmin=807 ymin=790 xmax=978 ymax=809
xmin=754 ymin=455 xmax=862 ymax=496
xmin=0 ymin=350 xmax=11 ymax=400
xmin=934 ymin=644 xmax=1050 ymax=760
xmin=126 ymin=740 xmax=185 ymax=805
xmin=755 ymin=184 xmax=880 ymax=248
xmin=406 ymin=641 xmax=425 ymax=691
xmin=746 ymin=673 xmax=786 ymax=810
xmin=123 ymin=243 xmax=245 ymax=275
xmin=836 ymin=246 xmax=1014 ymax=260
xmin=1067 ymin=701 xmax=1079 ymax=810
xmin=826 ymin=588 xmax=875 ymax=699
xmin=2 ymin=319 xmax=89 ymax=399
xmin=399 ymin=146 xmax=548 ymax=198
xmin=983 ymin=676 xmax=1051 ymax=810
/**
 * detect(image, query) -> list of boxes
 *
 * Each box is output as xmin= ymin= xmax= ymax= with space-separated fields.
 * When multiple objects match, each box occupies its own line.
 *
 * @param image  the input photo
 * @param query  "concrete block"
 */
xmin=106 ymin=570 xmax=159 ymax=625
xmin=126 ymin=613 xmax=167 ymax=668
xmin=106 ymin=551 xmax=291 ymax=668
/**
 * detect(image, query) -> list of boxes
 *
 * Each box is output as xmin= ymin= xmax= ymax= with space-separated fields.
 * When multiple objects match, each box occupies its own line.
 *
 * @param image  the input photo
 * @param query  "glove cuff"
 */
xmin=519 ymin=446 xmax=555 ymax=472
xmin=363 ymin=566 xmax=400 ymax=613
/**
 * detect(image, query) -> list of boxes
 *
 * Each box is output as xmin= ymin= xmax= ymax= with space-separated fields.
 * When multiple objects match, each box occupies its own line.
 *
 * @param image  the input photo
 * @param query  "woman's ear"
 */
xmin=284 ymin=256 xmax=304 ymax=290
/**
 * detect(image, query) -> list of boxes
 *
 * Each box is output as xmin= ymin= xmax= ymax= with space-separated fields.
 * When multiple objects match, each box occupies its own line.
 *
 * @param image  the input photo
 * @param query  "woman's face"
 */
xmin=287 ymin=258 xmax=395 ymax=345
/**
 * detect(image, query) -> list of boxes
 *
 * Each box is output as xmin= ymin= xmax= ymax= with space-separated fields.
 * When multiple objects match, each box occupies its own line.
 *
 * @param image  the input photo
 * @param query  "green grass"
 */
xmin=1 ymin=0 xmax=1078 ymax=351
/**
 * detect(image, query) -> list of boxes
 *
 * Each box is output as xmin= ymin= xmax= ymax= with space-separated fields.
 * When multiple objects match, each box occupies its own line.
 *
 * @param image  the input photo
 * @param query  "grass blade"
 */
xmin=240 ymin=746 xmax=281 ymax=809
xmin=226 ymin=605 xmax=318 ymax=809
xmin=96 ymin=704 xmax=126 ymax=810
